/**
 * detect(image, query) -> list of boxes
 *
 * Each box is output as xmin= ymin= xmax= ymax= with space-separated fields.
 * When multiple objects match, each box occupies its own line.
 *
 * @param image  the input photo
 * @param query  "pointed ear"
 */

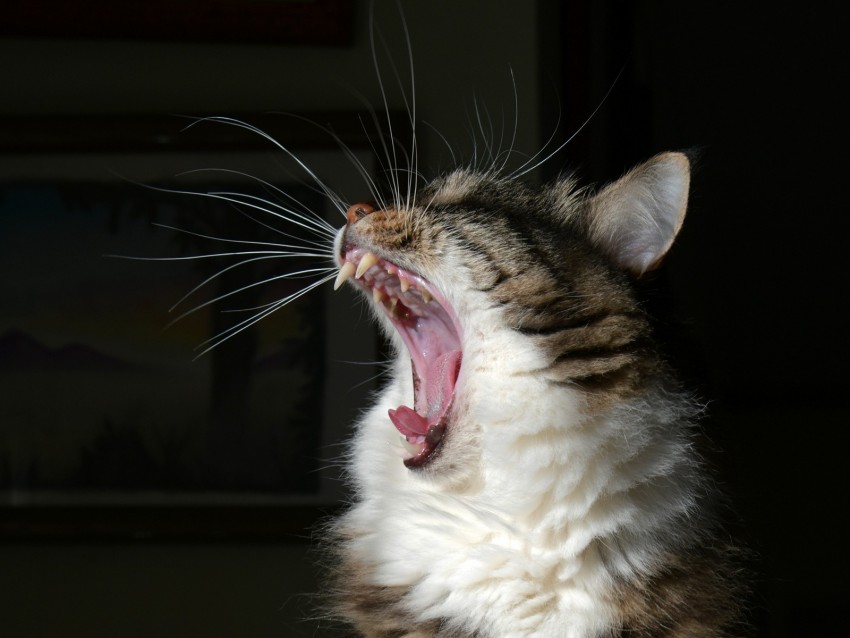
xmin=587 ymin=152 xmax=690 ymax=276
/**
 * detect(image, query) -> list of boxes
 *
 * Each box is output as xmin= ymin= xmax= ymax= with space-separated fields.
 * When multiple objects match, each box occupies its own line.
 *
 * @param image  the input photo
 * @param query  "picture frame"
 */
xmin=0 ymin=111 xmax=402 ymax=539
xmin=3 ymin=0 xmax=357 ymax=46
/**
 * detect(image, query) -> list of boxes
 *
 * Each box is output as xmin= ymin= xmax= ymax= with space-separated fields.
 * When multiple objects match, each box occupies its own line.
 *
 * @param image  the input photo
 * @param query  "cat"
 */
xmin=324 ymin=153 xmax=746 ymax=636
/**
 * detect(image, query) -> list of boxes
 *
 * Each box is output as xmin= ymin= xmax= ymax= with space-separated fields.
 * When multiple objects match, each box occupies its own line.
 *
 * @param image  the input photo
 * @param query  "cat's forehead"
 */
xmin=416 ymin=168 xmax=585 ymax=229
xmin=425 ymin=169 xmax=492 ymax=207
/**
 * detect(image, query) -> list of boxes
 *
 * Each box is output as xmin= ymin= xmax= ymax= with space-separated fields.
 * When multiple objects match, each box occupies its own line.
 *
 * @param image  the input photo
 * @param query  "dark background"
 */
xmin=1 ymin=1 xmax=847 ymax=636
xmin=557 ymin=5 xmax=848 ymax=636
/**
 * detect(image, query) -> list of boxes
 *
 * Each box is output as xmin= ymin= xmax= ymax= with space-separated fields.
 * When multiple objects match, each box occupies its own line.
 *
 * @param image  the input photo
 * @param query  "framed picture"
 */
xmin=0 ymin=112 xmax=401 ymax=539
xmin=3 ymin=0 xmax=356 ymax=46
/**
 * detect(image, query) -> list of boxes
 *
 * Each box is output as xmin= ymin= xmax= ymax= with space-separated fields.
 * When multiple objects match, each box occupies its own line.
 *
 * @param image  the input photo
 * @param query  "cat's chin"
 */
xmin=336 ymin=246 xmax=463 ymax=469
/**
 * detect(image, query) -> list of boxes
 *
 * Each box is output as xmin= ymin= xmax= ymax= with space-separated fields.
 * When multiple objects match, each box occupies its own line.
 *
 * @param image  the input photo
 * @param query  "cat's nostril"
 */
xmin=346 ymin=202 xmax=376 ymax=225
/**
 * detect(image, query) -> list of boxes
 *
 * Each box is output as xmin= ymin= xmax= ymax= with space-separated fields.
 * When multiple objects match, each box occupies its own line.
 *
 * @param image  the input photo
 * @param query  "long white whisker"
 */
xmin=170 ymin=255 xmax=332 ymax=313
xmin=193 ymin=272 xmax=335 ymax=358
xmin=111 ymin=250 xmax=329 ymax=263
xmin=336 ymin=89 xmax=396 ymax=212
xmin=206 ymin=190 xmax=337 ymax=239
xmin=369 ymin=3 xmax=404 ymax=211
xmin=168 ymin=266 xmax=333 ymax=325
xmin=174 ymin=167 xmax=338 ymax=234
xmin=500 ymin=67 xmax=521 ymax=174
xmin=230 ymin=209 xmax=335 ymax=252
xmin=125 ymin=178 xmax=337 ymax=244
xmin=150 ymin=222 xmax=334 ymax=254
xmin=178 ymin=188 xmax=335 ymax=241
xmin=268 ymin=111 xmax=391 ymax=214
xmin=511 ymin=66 xmax=624 ymax=179
xmin=421 ymin=120 xmax=457 ymax=174
xmin=389 ymin=0 xmax=418 ymax=210
xmin=185 ymin=116 xmax=348 ymax=215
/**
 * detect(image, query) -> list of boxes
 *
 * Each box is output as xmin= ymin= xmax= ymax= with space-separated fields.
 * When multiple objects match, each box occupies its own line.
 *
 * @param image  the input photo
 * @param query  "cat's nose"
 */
xmin=346 ymin=202 xmax=376 ymax=225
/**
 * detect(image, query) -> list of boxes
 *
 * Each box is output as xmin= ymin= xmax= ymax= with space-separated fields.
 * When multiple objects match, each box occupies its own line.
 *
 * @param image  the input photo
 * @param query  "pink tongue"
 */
xmin=388 ymin=406 xmax=428 ymax=437
xmin=387 ymin=350 xmax=462 ymax=438
xmin=423 ymin=350 xmax=462 ymax=417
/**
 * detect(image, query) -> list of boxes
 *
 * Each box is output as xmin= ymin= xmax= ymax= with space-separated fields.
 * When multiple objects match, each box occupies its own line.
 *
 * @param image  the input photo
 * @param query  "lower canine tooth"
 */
xmin=373 ymin=288 xmax=384 ymax=303
xmin=421 ymin=289 xmax=432 ymax=304
xmin=399 ymin=278 xmax=410 ymax=293
xmin=334 ymin=262 xmax=356 ymax=290
xmin=400 ymin=436 xmax=423 ymax=457
xmin=356 ymin=252 xmax=378 ymax=278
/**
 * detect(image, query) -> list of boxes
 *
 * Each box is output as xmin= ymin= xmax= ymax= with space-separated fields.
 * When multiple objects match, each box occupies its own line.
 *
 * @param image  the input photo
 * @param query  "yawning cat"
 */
xmin=327 ymin=154 xmax=745 ymax=636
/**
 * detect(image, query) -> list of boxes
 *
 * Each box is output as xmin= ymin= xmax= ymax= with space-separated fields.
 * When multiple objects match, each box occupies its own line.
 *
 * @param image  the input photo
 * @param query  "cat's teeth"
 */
xmin=421 ymin=289 xmax=432 ymax=304
xmin=355 ymin=252 xmax=379 ymax=279
xmin=399 ymin=277 xmax=411 ymax=293
xmin=399 ymin=436 xmax=424 ymax=458
xmin=373 ymin=287 xmax=385 ymax=303
xmin=333 ymin=261 xmax=356 ymax=290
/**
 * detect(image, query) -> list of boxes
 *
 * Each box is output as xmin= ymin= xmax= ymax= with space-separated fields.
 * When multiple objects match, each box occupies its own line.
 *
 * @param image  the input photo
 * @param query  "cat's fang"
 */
xmin=373 ymin=287 xmax=385 ymax=303
xmin=355 ymin=252 xmax=379 ymax=278
xmin=421 ymin=289 xmax=432 ymax=304
xmin=334 ymin=261 xmax=356 ymax=290
xmin=399 ymin=436 xmax=425 ymax=458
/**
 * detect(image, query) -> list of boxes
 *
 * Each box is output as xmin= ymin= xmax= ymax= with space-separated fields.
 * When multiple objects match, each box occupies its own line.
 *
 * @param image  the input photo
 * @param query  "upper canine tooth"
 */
xmin=399 ymin=277 xmax=411 ymax=293
xmin=334 ymin=262 xmax=356 ymax=290
xmin=421 ymin=289 xmax=432 ymax=304
xmin=356 ymin=252 xmax=378 ymax=279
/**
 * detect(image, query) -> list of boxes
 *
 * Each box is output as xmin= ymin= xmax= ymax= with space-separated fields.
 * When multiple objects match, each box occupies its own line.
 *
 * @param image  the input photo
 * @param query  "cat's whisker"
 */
xmin=185 ymin=116 xmax=348 ymax=216
xmin=347 ymin=368 xmax=393 ymax=393
xmin=150 ymin=222 xmax=334 ymax=255
xmin=167 ymin=266 xmax=333 ymax=329
xmin=511 ymin=66 xmax=624 ymax=180
xmin=271 ymin=111 xmax=393 ymax=215
xmin=112 ymin=250 xmax=329 ymax=264
xmin=422 ymin=119 xmax=458 ymax=176
xmin=397 ymin=2 xmax=419 ymax=213
xmin=173 ymin=167 xmax=338 ymax=235
xmin=192 ymin=271 xmax=335 ymax=358
xmin=124 ymin=180 xmax=338 ymax=253
xmin=368 ymin=1 xmax=419 ymax=211
xmin=204 ymin=190 xmax=337 ymax=239
xmin=168 ymin=256 xmax=333 ymax=315
xmin=500 ymin=66 xmax=521 ymax=174
xmin=341 ymin=87 xmax=398 ymax=213
xmin=368 ymin=6 xmax=405 ymax=212
xmin=228 ymin=210 xmax=335 ymax=252
xmin=473 ymin=93 xmax=501 ymax=168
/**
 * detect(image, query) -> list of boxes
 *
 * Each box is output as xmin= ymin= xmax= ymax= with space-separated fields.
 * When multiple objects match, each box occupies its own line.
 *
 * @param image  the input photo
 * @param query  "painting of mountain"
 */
xmin=0 ymin=179 xmax=327 ymax=502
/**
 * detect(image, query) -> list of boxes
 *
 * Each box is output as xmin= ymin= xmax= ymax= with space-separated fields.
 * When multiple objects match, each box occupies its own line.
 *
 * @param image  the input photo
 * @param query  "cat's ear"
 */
xmin=587 ymin=152 xmax=690 ymax=276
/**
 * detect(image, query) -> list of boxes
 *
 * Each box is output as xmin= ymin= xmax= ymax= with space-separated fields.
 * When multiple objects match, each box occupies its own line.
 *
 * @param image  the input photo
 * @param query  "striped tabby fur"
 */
xmin=329 ymin=153 xmax=745 ymax=636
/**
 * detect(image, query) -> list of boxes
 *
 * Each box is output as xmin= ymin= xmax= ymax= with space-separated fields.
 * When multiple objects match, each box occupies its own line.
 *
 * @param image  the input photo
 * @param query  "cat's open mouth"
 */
xmin=336 ymin=247 xmax=462 ymax=468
